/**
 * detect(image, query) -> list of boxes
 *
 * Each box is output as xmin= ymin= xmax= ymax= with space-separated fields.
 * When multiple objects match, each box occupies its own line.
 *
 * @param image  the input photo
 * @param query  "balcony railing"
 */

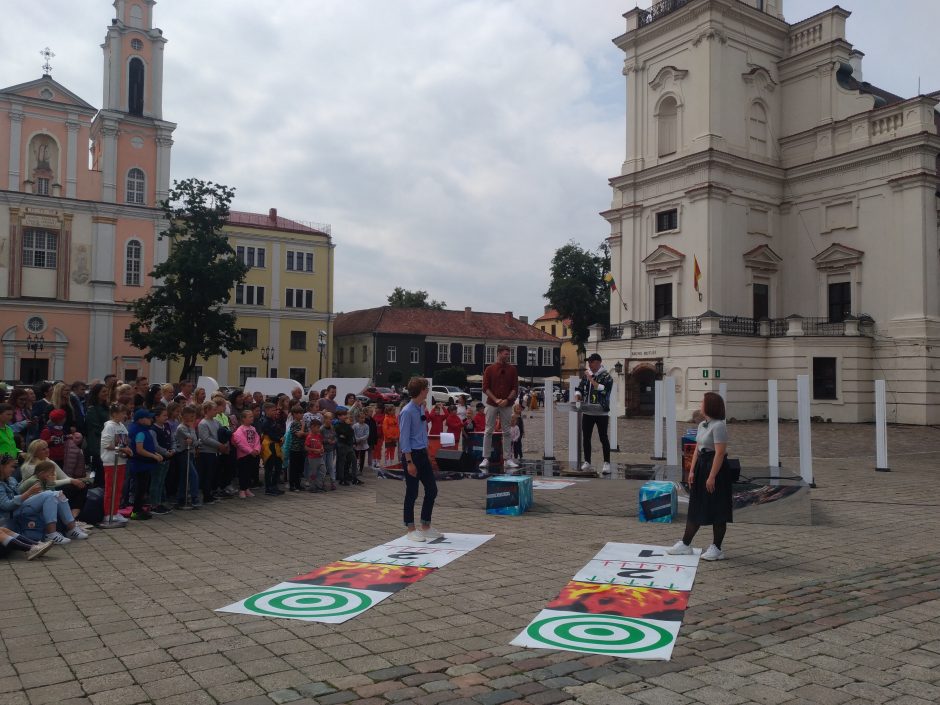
xmin=636 ymin=320 xmax=661 ymax=338
xmin=638 ymin=0 xmax=768 ymax=28
xmin=600 ymin=313 xmax=874 ymax=340
xmin=718 ymin=316 xmax=759 ymax=336
xmin=674 ymin=317 xmax=701 ymax=335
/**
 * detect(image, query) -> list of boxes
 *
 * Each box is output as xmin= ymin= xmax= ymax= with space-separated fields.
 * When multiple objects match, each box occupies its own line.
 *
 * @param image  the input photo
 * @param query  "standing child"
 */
xmin=304 ymin=417 xmax=330 ymax=492
xmin=382 ymin=406 xmax=400 ymax=466
xmin=445 ymin=405 xmax=464 ymax=450
xmin=320 ymin=412 xmax=337 ymax=486
xmin=260 ymin=403 xmax=285 ymax=495
xmin=196 ymin=401 xmax=227 ymax=505
xmin=231 ymin=409 xmax=261 ymax=498
xmin=149 ymin=406 xmax=175 ymax=515
xmin=365 ymin=407 xmax=378 ymax=469
xmin=173 ymin=405 xmax=201 ymax=508
xmin=287 ymin=405 xmax=307 ymax=492
xmin=40 ymin=409 xmax=69 ymax=464
xmin=352 ymin=410 xmax=370 ymax=479
xmin=99 ymin=404 xmax=131 ymax=525
xmin=334 ymin=407 xmax=358 ymax=486
xmin=127 ymin=409 xmax=162 ymax=520
xmin=371 ymin=403 xmax=385 ymax=468
xmin=510 ymin=414 xmax=522 ymax=460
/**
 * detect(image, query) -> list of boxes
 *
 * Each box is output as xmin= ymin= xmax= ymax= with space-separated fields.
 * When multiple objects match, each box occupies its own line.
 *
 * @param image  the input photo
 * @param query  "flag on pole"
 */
xmin=604 ymin=272 xmax=616 ymax=291
xmin=693 ymin=257 xmax=702 ymax=292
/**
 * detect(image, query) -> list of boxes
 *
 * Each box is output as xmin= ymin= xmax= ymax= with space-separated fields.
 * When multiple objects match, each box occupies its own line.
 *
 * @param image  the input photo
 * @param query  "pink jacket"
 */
xmin=231 ymin=424 xmax=261 ymax=460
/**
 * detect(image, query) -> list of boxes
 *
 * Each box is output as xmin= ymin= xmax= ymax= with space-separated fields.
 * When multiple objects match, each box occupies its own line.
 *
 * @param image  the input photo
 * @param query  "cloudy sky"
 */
xmin=3 ymin=1 xmax=938 ymax=319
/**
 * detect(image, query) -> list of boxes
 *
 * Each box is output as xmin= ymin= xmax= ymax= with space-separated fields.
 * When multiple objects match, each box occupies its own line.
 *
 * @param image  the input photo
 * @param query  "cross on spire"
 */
xmin=40 ymin=47 xmax=55 ymax=76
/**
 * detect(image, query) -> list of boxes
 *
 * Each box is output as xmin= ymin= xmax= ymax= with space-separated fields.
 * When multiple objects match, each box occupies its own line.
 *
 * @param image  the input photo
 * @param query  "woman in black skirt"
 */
xmin=667 ymin=392 xmax=731 ymax=561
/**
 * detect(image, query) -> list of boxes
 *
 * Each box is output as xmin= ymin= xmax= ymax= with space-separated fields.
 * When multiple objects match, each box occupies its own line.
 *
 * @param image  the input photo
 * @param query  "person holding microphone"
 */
xmin=575 ymin=353 xmax=613 ymax=474
xmin=399 ymin=377 xmax=441 ymax=543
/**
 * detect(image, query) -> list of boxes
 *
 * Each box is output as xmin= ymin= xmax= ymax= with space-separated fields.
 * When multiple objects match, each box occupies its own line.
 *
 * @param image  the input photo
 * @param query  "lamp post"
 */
xmin=317 ymin=330 xmax=327 ymax=380
xmin=26 ymin=334 xmax=44 ymax=359
xmin=260 ymin=346 xmax=275 ymax=377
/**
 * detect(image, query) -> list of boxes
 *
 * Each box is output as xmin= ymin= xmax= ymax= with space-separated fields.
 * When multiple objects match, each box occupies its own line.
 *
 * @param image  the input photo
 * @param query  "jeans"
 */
xmin=336 ymin=444 xmax=356 ymax=483
xmin=307 ymin=456 xmax=328 ymax=489
xmin=581 ymin=414 xmax=610 ymax=464
xmin=14 ymin=491 xmax=73 ymax=539
xmin=403 ymin=448 xmax=437 ymax=526
xmin=324 ymin=449 xmax=336 ymax=481
xmin=174 ymin=452 xmax=200 ymax=504
xmin=482 ymin=404 xmax=513 ymax=461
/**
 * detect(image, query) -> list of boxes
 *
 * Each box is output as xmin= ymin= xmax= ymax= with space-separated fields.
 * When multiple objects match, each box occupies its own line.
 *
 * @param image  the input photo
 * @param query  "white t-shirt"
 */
xmin=696 ymin=419 xmax=728 ymax=451
xmin=100 ymin=420 xmax=130 ymax=466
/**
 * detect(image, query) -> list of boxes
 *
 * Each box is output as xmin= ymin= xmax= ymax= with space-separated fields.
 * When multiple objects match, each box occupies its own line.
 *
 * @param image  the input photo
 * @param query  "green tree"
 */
xmin=387 ymin=370 xmax=404 ymax=386
xmin=128 ymin=178 xmax=251 ymax=382
xmin=544 ymin=240 xmax=611 ymax=357
xmin=435 ymin=365 xmax=467 ymax=388
xmin=387 ymin=287 xmax=446 ymax=309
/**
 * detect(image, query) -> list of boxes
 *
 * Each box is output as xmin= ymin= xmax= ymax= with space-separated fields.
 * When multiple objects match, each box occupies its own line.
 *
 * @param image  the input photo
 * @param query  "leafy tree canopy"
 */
xmin=544 ymin=240 xmax=611 ymax=357
xmin=387 ymin=287 xmax=446 ymax=310
xmin=435 ymin=365 xmax=468 ymax=388
xmin=128 ymin=178 xmax=251 ymax=382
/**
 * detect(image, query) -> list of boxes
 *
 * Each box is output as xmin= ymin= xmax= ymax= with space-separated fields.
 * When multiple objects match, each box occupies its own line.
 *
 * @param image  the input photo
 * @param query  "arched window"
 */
xmin=125 ymin=240 xmax=142 ymax=286
xmin=128 ymin=57 xmax=145 ymax=115
xmin=126 ymin=168 xmax=145 ymax=204
xmin=749 ymin=102 xmax=768 ymax=157
xmin=130 ymin=4 xmax=144 ymax=28
xmin=657 ymin=97 xmax=678 ymax=157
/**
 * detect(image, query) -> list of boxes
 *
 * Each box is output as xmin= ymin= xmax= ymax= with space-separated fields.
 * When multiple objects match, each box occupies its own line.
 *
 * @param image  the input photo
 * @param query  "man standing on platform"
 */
xmin=575 ymin=353 xmax=613 ymax=474
xmin=480 ymin=344 xmax=519 ymax=470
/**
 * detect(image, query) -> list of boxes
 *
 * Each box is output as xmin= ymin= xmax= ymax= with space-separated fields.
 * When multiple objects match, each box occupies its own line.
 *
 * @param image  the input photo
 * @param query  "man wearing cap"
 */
xmin=575 ymin=353 xmax=614 ymax=474
xmin=127 ymin=409 xmax=161 ymax=520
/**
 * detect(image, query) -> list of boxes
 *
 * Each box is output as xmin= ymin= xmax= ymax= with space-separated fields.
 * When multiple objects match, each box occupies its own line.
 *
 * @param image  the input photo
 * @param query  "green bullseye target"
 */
xmin=243 ymin=585 xmax=372 ymax=618
xmin=526 ymin=613 xmax=673 ymax=654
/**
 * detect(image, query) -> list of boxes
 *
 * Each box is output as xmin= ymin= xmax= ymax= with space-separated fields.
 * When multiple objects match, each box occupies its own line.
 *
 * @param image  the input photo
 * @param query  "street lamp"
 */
xmin=26 ymin=334 xmax=44 ymax=358
xmin=317 ymin=330 xmax=327 ymax=380
xmin=260 ymin=346 xmax=275 ymax=377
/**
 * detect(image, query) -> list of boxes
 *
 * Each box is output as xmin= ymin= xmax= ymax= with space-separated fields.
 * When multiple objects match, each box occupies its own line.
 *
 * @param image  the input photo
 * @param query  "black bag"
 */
xmin=78 ymin=487 xmax=105 ymax=525
xmin=723 ymin=457 xmax=741 ymax=483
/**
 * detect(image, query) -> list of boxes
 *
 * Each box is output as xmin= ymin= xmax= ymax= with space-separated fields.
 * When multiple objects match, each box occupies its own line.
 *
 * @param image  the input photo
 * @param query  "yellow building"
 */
xmin=534 ymin=306 xmax=579 ymax=380
xmin=167 ymin=208 xmax=334 ymax=387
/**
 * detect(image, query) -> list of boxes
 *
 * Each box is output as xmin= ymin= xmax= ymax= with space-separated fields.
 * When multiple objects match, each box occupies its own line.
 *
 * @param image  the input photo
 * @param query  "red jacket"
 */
xmin=428 ymin=409 xmax=446 ymax=435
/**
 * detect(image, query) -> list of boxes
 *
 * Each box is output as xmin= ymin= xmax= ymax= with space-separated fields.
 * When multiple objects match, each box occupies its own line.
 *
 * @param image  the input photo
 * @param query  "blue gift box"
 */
xmin=638 ymin=481 xmax=677 ymax=523
xmin=486 ymin=475 xmax=533 ymax=516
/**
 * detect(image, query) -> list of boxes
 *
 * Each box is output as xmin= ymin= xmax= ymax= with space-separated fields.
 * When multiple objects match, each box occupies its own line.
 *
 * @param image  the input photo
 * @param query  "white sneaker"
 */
xmin=505 ymin=459 xmax=519 ymax=469
xmin=602 ymin=462 xmax=611 ymax=475
xmin=75 ymin=521 xmax=94 ymax=532
xmin=113 ymin=513 xmax=129 ymax=523
xmin=666 ymin=540 xmax=693 ymax=555
xmin=44 ymin=532 xmax=71 ymax=545
xmin=27 ymin=541 xmax=53 ymax=560
xmin=67 ymin=528 xmax=89 ymax=540
xmin=701 ymin=544 xmax=725 ymax=561
xmin=406 ymin=530 xmax=426 ymax=543
xmin=421 ymin=527 xmax=443 ymax=540
xmin=479 ymin=459 xmax=489 ymax=469
xmin=581 ymin=462 xmax=593 ymax=471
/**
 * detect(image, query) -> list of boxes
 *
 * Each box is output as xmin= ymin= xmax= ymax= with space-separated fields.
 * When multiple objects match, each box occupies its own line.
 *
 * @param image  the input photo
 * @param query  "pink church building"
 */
xmin=0 ymin=0 xmax=175 ymax=383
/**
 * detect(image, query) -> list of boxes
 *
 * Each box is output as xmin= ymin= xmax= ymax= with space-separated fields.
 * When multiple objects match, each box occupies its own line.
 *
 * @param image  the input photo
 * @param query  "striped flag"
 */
xmin=693 ymin=257 xmax=702 ymax=292
xmin=604 ymin=272 xmax=617 ymax=291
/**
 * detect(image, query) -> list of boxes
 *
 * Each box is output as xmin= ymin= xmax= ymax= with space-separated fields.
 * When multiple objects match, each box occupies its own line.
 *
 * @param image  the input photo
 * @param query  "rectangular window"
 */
xmin=36 ymin=177 xmax=50 ymax=196
xmin=288 ymin=368 xmax=307 ymax=386
xmin=551 ymin=324 xmax=557 ymax=336
xmin=338 ymin=347 xmax=344 ymax=364
xmin=305 ymin=290 xmax=313 ymax=309
xmin=305 ymin=252 xmax=314 ymax=272
xmin=753 ymin=283 xmax=769 ymax=320
xmin=22 ymin=229 xmax=58 ymax=269
xmin=509 ymin=347 xmax=517 ymax=365
xmin=286 ymin=251 xmax=294 ymax=271
xmin=462 ymin=344 xmax=473 ymax=364
xmin=123 ymin=328 xmax=131 ymax=341
xmin=410 ymin=346 xmax=419 ymax=364
xmin=285 ymin=288 xmax=313 ymax=309
xmin=236 ymin=285 xmax=264 ymax=306
xmin=437 ymin=343 xmax=450 ymax=363
xmin=285 ymin=250 xmax=314 ymax=272
xmin=240 ymin=328 xmax=258 ymax=348
xmin=485 ymin=345 xmax=495 ymax=364
xmin=828 ymin=282 xmax=851 ymax=323
xmin=654 ymin=283 xmax=673 ymax=319
xmin=388 ymin=346 xmax=397 ymax=363
xmin=257 ymin=248 xmax=265 ymax=268
xmin=235 ymin=284 xmax=243 ymax=305
xmin=290 ymin=330 xmax=306 ymax=350
xmin=349 ymin=346 xmax=355 ymax=364
xmin=237 ymin=246 xmax=264 ymax=268
xmin=813 ymin=357 xmax=837 ymax=400
xmin=362 ymin=345 xmax=368 ymax=362
xmin=285 ymin=289 xmax=293 ymax=308
xmin=239 ymin=366 xmax=257 ymax=386
xmin=655 ymin=209 xmax=678 ymax=233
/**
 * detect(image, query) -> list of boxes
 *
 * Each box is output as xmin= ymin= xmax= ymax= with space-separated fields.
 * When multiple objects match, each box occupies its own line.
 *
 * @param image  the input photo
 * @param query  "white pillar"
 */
xmin=65 ymin=118 xmax=79 ymax=198
xmin=653 ymin=380 xmax=664 ymax=459
xmin=8 ymin=111 xmax=23 ymax=190
xmin=665 ymin=376 xmax=678 ymax=466
xmin=718 ymin=382 xmax=727 ymax=404
xmin=768 ymin=380 xmax=779 ymax=469
xmin=567 ymin=376 xmax=578 ymax=466
xmin=609 ymin=377 xmax=619 ymax=452
xmin=543 ymin=379 xmax=554 ymax=459
xmin=875 ymin=379 xmax=889 ymax=472
xmin=797 ymin=375 xmax=814 ymax=486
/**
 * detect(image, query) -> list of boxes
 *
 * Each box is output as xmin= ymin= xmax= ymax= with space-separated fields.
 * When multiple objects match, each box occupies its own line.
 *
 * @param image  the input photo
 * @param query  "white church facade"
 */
xmin=595 ymin=0 xmax=940 ymax=425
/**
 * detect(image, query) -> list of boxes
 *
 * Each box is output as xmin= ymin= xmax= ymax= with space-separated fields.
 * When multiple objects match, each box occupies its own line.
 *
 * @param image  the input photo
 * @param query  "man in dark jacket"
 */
xmin=575 ymin=353 xmax=614 ymax=474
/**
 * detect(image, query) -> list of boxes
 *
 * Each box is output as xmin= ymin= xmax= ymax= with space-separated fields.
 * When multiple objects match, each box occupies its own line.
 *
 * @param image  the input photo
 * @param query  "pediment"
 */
xmin=743 ymin=244 xmax=783 ymax=271
xmin=649 ymin=65 xmax=688 ymax=91
xmin=812 ymin=242 xmax=864 ymax=270
xmin=0 ymin=76 xmax=96 ymax=112
xmin=742 ymin=65 xmax=777 ymax=93
xmin=643 ymin=244 xmax=685 ymax=273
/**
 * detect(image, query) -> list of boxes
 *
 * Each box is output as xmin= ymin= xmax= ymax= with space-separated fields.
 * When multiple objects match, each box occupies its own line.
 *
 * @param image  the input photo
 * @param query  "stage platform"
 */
xmin=373 ymin=459 xmax=812 ymax=525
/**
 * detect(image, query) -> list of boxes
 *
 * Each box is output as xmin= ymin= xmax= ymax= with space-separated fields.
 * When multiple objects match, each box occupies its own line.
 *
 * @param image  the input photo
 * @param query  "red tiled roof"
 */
xmin=227 ymin=210 xmax=328 ymax=236
xmin=534 ymin=307 xmax=572 ymax=326
xmin=334 ymin=306 xmax=560 ymax=342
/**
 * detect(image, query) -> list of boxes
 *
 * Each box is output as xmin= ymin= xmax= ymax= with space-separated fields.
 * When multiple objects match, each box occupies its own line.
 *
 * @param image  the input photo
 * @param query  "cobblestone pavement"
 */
xmin=3 ymin=419 xmax=940 ymax=705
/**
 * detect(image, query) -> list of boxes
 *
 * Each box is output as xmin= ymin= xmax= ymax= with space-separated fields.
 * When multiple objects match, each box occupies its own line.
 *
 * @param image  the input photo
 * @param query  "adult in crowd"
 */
xmin=10 ymin=389 xmax=37 ymax=446
xmin=479 ymin=344 xmax=519 ymax=470
xmin=668 ymin=392 xmax=732 ymax=561
xmin=399 ymin=377 xmax=442 ymax=543
xmin=0 ymin=405 xmax=17 ymax=459
xmin=84 ymin=383 xmax=110 ymax=486
xmin=575 ymin=353 xmax=613 ymax=475
xmin=175 ymin=379 xmax=194 ymax=404
xmin=19 ymin=440 xmax=88 ymax=520
xmin=317 ymin=385 xmax=338 ymax=413
xmin=1 ymin=454 xmax=87 ymax=544
xmin=160 ymin=384 xmax=176 ymax=405
xmin=69 ymin=381 xmax=88 ymax=434
xmin=132 ymin=376 xmax=149 ymax=408
xmin=31 ymin=382 xmax=54 ymax=433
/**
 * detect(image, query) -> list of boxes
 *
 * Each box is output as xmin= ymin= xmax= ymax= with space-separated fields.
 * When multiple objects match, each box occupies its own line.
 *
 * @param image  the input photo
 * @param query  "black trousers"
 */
xmin=196 ymin=454 xmax=217 ymax=503
xmin=132 ymin=470 xmax=151 ymax=512
xmin=237 ymin=455 xmax=258 ymax=491
xmin=403 ymin=448 xmax=437 ymax=526
xmin=581 ymin=414 xmax=611 ymax=464
xmin=289 ymin=450 xmax=305 ymax=490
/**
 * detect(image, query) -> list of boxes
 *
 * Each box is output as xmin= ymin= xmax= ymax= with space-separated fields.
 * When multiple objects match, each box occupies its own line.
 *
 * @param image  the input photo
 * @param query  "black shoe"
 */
xmin=353 ymin=480 xmax=364 ymax=486
xmin=265 ymin=489 xmax=280 ymax=496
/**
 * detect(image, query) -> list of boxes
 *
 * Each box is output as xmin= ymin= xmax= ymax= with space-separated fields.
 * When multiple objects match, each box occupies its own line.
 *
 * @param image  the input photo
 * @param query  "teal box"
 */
xmin=638 ymin=481 xmax=677 ymax=523
xmin=486 ymin=475 xmax=533 ymax=516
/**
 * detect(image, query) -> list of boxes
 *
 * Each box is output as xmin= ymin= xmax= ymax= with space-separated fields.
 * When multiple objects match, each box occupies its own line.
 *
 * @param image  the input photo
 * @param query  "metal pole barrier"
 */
xmin=609 ymin=377 xmax=619 ymax=453
xmin=875 ymin=379 xmax=890 ymax=472
xmin=665 ymin=376 xmax=678 ymax=466
xmin=543 ymin=379 xmax=554 ymax=460
xmin=768 ymin=380 xmax=779 ymax=469
xmin=797 ymin=374 xmax=815 ymax=487
xmin=567 ymin=376 xmax=578 ymax=467
xmin=182 ymin=445 xmax=194 ymax=509
xmin=653 ymin=380 xmax=664 ymax=460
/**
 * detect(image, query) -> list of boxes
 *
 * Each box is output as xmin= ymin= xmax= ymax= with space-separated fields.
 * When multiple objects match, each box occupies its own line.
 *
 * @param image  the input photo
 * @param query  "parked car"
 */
xmin=431 ymin=385 xmax=471 ymax=405
xmin=468 ymin=386 xmax=483 ymax=401
xmin=363 ymin=386 xmax=401 ymax=404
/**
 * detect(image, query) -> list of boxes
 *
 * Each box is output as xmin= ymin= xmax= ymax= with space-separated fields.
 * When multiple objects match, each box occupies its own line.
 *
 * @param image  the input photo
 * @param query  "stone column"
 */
xmin=151 ymin=38 xmax=167 ymax=120
xmin=65 ymin=118 xmax=80 ymax=198
xmin=7 ymin=110 xmax=23 ymax=190
xmin=100 ymin=122 xmax=119 ymax=203
xmin=155 ymin=134 xmax=173 ymax=203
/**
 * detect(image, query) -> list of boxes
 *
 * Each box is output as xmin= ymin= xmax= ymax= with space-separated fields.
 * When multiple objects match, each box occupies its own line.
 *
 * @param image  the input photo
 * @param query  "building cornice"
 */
xmin=0 ymin=189 xmax=167 ymax=221
xmin=784 ymin=133 xmax=940 ymax=183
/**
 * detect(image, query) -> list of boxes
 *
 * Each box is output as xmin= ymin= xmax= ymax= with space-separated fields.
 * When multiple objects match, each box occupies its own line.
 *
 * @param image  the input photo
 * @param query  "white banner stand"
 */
xmin=665 ymin=376 xmax=678 ymax=467
xmin=768 ymin=379 xmax=779 ymax=470
xmin=567 ymin=376 xmax=579 ymax=467
xmin=543 ymin=379 xmax=554 ymax=460
xmin=875 ymin=379 xmax=890 ymax=472
xmin=609 ymin=378 xmax=619 ymax=452
xmin=797 ymin=374 xmax=814 ymax=487
xmin=653 ymin=380 xmax=664 ymax=460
